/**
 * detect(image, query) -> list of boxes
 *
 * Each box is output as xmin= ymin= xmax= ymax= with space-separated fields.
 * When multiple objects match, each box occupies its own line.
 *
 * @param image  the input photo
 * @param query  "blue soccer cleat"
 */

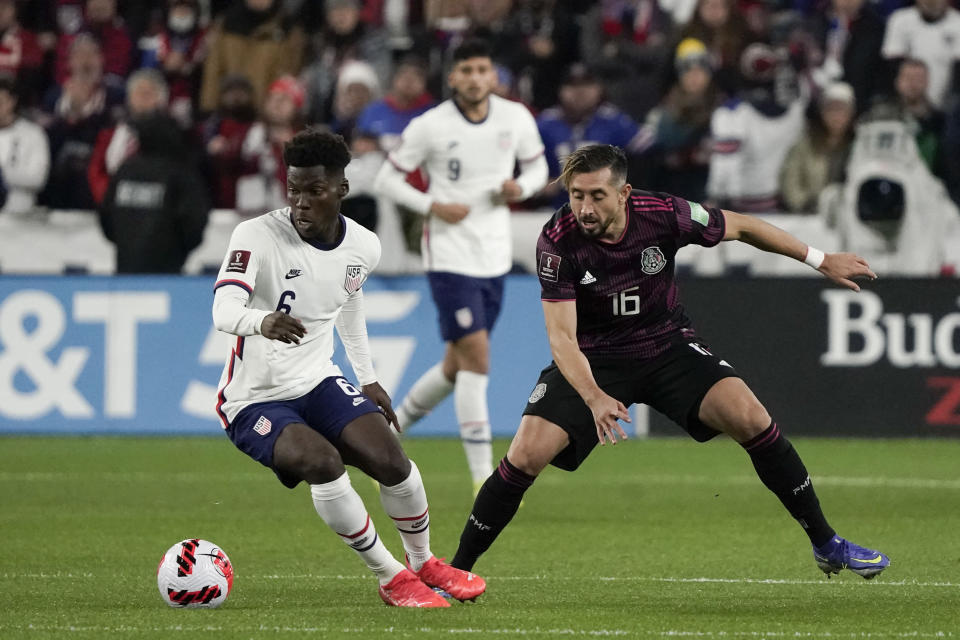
xmin=813 ymin=536 xmax=890 ymax=579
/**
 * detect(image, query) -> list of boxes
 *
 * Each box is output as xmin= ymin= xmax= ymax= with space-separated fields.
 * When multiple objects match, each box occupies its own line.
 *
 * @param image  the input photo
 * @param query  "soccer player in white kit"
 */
xmin=374 ymin=39 xmax=548 ymax=492
xmin=212 ymin=128 xmax=485 ymax=607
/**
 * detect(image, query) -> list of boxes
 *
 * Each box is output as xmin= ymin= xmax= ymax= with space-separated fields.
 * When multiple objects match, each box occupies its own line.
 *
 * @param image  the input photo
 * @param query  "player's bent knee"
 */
xmin=369 ymin=447 xmax=412 ymax=486
xmin=281 ymin=447 xmax=344 ymax=484
xmin=724 ymin=402 xmax=771 ymax=441
xmin=504 ymin=443 xmax=550 ymax=476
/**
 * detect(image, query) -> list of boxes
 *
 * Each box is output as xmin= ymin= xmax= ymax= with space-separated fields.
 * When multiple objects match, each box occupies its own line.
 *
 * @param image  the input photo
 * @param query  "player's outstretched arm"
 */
xmin=543 ymin=300 xmax=630 ymax=445
xmin=721 ymin=210 xmax=877 ymax=291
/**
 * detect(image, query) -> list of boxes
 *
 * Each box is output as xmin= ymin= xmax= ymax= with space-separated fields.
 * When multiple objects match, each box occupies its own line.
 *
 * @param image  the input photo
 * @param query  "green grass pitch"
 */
xmin=1 ymin=436 xmax=958 ymax=639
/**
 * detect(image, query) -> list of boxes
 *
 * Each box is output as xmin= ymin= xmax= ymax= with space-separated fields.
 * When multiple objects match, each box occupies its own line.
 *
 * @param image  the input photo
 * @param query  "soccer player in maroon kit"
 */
xmin=450 ymin=144 xmax=890 ymax=581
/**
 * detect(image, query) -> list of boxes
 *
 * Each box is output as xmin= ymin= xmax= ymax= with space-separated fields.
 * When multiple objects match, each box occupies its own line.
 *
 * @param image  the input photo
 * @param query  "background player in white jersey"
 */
xmin=374 ymin=39 xmax=548 ymax=492
xmin=212 ymin=128 xmax=485 ymax=608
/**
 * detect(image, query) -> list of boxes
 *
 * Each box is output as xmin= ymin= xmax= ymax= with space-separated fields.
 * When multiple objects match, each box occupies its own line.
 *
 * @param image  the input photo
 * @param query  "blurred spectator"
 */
xmin=865 ymin=58 xmax=946 ymax=177
xmin=424 ymin=0 xmax=513 ymax=38
xmin=99 ymin=113 xmax=209 ymax=273
xmin=489 ymin=63 xmax=525 ymax=102
xmin=780 ymin=81 xmax=856 ymax=213
xmin=0 ymin=0 xmax=44 ymax=105
xmin=300 ymin=0 xmax=390 ymax=124
xmin=235 ymin=74 xmax=304 ymax=216
xmin=199 ymin=0 xmax=305 ymax=114
xmin=55 ymin=0 xmax=134 ymax=91
xmin=882 ymin=0 xmax=960 ymax=109
xmin=356 ymin=55 xmax=434 ymax=153
xmin=676 ymin=0 xmax=751 ymax=97
xmin=354 ymin=55 xmax=434 ymax=249
xmin=707 ymin=42 xmax=806 ymax=212
xmin=40 ymin=33 xmax=123 ymax=210
xmin=807 ymin=0 xmax=887 ymax=116
xmin=199 ymin=73 xmax=257 ymax=209
xmin=88 ymin=68 xmax=169 ymax=206
xmin=148 ymin=0 xmax=208 ymax=126
xmin=329 ymin=59 xmax=381 ymax=142
xmin=634 ymin=38 xmax=720 ymax=201
xmin=492 ymin=0 xmax=581 ymax=112
xmin=0 ymin=74 xmax=49 ymax=216
xmin=580 ymin=0 xmax=674 ymax=120
xmin=536 ymin=63 xmax=641 ymax=207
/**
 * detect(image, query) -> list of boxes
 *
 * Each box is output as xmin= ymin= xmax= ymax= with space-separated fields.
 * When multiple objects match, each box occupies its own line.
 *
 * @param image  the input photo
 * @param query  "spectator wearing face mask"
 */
xmin=143 ymin=0 xmax=207 ymax=127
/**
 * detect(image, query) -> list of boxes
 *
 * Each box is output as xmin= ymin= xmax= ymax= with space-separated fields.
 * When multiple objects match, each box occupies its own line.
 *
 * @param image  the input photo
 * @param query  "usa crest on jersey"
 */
xmin=344 ymin=265 xmax=365 ymax=293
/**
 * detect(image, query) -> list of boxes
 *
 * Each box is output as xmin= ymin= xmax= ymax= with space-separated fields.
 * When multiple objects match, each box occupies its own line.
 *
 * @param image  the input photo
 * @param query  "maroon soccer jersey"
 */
xmin=536 ymin=190 xmax=726 ymax=361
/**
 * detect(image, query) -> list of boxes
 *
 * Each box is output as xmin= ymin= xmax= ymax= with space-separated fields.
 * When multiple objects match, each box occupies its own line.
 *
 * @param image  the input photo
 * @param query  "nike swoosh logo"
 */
xmin=285 ymin=274 xmax=302 ymax=279
xmin=854 ymin=555 xmax=885 ymax=564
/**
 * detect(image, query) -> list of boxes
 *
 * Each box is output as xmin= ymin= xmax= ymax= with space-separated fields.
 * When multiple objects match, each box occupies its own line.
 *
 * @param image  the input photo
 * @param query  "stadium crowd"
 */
xmin=0 ymin=0 xmax=958 ymax=274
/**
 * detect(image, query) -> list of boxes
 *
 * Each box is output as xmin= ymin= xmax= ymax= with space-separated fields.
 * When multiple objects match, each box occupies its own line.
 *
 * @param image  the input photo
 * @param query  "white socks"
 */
xmin=379 ymin=460 xmax=432 ymax=572
xmin=310 ymin=472 xmax=404 ymax=585
xmin=396 ymin=363 xmax=455 ymax=431
xmin=396 ymin=363 xmax=494 ymax=487
xmin=454 ymin=370 xmax=494 ymax=485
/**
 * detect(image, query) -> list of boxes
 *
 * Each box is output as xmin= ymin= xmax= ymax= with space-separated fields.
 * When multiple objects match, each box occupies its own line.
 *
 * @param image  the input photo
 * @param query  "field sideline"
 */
xmin=1 ymin=436 xmax=958 ymax=639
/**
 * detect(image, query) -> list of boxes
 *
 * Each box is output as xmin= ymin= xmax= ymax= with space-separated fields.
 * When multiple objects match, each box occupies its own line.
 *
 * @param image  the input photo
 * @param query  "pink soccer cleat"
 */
xmin=412 ymin=556 xmax=486 ymax=602
xmin=378 ymin=569 xmax=450 ymax=608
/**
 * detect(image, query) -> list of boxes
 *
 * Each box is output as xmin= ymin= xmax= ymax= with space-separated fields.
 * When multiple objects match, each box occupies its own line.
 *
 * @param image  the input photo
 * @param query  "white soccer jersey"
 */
xmin=385 ymin=94 xmax=545 ymax=277
xmin=882 ymin=7 xmax=960 ymax=108
xmin=707 ymin=98 xmax=805 ymax=209
xmin=212 ymin=209 xmax=381 ymax=425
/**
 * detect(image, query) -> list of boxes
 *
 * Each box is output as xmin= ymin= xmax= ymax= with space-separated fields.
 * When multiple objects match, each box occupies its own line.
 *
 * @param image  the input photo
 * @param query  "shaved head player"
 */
xmin=450 ymin=144 xmax=889 ymax=582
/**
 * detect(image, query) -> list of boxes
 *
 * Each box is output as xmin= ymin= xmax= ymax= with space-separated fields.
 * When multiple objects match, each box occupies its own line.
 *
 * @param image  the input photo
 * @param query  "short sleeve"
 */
xmin=515 ymin=104 xmax=545 ymax=163
xmin=386 ymin=114 xmax=431 ymax=173
xmin=671 ymin=197 xmax=726 ymax=248
xmin=536 ymin=232 xmax=578 ymax=300
xmin=214 ymin=221 xmax=264 ymax=296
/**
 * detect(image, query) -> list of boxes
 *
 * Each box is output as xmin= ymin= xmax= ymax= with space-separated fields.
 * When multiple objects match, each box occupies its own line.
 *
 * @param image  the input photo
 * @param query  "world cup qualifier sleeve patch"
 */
xmin=539 ymin=252 xmax=561 ymax=282
xmin=225 ymin=250 xmax=251 ymax=273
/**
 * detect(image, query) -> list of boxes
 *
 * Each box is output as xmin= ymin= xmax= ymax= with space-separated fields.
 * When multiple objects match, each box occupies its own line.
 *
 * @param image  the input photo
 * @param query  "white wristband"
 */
xmin=804 ymin=246 xmax=825 ymax=270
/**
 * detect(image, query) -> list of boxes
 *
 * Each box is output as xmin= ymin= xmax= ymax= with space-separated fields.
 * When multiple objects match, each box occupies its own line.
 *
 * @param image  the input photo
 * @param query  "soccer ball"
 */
xmin=157 ymin=539 xmax=234 ymax=608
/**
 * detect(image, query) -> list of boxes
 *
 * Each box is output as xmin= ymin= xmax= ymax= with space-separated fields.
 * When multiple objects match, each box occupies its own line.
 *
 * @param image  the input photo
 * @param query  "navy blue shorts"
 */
xmin=226 ymin=375 xmax=382 ymax=488
xmin=427 ymin=271 xmax=506 ymax=342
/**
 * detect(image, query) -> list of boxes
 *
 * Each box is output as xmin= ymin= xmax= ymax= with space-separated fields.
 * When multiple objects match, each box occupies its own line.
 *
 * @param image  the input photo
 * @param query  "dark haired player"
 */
xmin=450 ymin=143 xmax=890 ymax=581
xmin=375 ymin=38 xmax=548 ymax=493
xmin=212 ymin=128 xmax=485 ymax=607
